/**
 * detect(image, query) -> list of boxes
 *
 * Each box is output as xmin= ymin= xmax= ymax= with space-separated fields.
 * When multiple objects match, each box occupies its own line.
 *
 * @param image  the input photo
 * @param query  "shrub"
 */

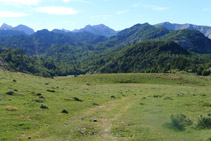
xmin=169 ymin=114 xmax=192 ymax=130
xmin=197 ymin=115 xmax=211 ymax=129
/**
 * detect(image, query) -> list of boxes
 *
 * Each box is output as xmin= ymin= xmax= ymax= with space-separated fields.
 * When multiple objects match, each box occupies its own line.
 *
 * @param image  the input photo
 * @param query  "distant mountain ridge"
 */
xmin=0 ymin=22 xmax=211 ymax=76
xmin=156 ymin=22 xmax=211 ymax=39
xmin=0 ymin=23 xmax=34 ymax=35
xmin=73 ymin=24 xmax=118 ymax=37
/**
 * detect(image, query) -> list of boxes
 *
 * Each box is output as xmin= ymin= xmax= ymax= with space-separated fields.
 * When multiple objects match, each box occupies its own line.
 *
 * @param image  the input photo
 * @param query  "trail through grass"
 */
xmin=0 ymin=70 xmax=211 ymax=140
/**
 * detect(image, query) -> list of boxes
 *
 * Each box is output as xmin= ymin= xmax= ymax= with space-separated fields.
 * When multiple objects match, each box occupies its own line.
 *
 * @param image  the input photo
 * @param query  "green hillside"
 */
xmin=159 ymin=29 xmax=211 ymax=54
xmin=96 ymin=41 xmax=210 ymax=75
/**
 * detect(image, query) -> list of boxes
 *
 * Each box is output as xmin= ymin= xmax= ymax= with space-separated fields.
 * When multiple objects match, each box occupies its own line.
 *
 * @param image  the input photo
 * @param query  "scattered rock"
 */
xmin=92 ymin=103 xmax=99 ymax=106
xmin=39 ymin=95 xmax=45 ymax=99
xmin=35 ymin=98 xmax=45 ymax=103
xmin=80 ymin=131 xmax=86 ymax=135
xmin=62 ymin=109 xmax=68 ymax=114
xmin=40 ymin=104 xmax=48 ymax=109
xmin=36 ymin=93 xmax=42 ymax=96
xmin=6 ymin=91 xmax=14 ymax=95
xmin=73 ymin=97 xmax=83 ymax=102
xmin=47 ymin=89 xmax=55 ymax=93
xmin=153 ymin=95 xmax=162 ymax=98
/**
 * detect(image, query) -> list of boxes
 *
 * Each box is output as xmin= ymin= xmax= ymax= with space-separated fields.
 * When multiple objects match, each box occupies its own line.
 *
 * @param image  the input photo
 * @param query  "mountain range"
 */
xmin=73 ymin=24 xmax=118 ymax=37
xmin=156 ymin=22 xmax=211 ymax=39
xmin=0 ymin=22 xmax=210 ymax=76
xmin=2 ymin=22 xmax=211 ymax=39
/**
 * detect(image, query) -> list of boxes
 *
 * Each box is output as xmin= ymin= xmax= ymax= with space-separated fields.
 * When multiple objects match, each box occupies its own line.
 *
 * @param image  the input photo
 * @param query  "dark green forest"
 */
xmin=0 ymin=23 xmax=211 ymax=77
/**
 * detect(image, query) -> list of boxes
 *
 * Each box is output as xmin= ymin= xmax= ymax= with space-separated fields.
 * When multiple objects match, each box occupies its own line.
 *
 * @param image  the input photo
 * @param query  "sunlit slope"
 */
xmin=0 ymin=70 xmax=211 ymax=140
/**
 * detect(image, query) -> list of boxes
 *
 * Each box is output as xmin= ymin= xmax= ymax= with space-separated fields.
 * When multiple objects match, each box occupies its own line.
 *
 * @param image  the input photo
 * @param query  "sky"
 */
xmin=0 ymin=0 xmax=211 ymax=31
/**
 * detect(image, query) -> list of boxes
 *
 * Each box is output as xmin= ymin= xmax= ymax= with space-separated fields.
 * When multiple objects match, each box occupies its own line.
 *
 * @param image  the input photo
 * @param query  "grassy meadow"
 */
xmin=0 ymin=70 xmax=211 ymax=140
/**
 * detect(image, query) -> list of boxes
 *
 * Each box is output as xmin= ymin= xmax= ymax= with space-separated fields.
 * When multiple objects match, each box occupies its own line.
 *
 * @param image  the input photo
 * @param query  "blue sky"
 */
xmin=0 ymin=0 xmax=211 ymax=31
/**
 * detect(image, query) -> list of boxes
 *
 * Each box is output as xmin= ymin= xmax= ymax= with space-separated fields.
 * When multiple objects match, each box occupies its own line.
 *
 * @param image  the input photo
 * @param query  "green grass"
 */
xmin=0 ymin=70 xmax=211 ymax=140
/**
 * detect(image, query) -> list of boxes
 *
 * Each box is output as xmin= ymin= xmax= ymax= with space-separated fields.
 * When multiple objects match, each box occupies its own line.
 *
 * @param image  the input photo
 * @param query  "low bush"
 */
xmin=197 ymin=115 xmax=211 ymax=129
xmin=168 ymin=114 xmax=192 ymax=130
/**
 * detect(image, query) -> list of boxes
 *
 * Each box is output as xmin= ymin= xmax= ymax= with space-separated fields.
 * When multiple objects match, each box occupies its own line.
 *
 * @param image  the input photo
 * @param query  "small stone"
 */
xmin=6 ymin=91 xmax=14 ymax=95
xmin=92 ymin=103 xmax=99 ymax=106
xmin=40 ymin=104 xmax=48 ymax=109
xmin=39 ymin=95 xmax=44 ymax=99
xmin=47 ymin=89 xmax=55 ymax=93
xmin=61 ymin=109 xmax=68 ymax=114
xmin=36 ymin=93 xmax=42 ymax=96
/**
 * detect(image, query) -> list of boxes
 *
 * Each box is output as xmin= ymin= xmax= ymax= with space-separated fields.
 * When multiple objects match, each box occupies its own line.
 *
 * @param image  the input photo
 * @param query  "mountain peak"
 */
xmin=13 ymin=24 xmax=34 ymax=35
xmin=0 ymin=23 xmax=13 ymax=30
xmin=0 ymin=23 xmax=34 ymax=35
xmin=156 ymin=22 xmax=211 ymax=39
xmin=74 ymin=24 xmax=118 ymax=37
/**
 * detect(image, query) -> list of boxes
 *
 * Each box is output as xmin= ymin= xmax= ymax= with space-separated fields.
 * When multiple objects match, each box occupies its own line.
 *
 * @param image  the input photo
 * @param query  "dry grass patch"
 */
xmin=5 ymin=106 xmax=18 ymax=111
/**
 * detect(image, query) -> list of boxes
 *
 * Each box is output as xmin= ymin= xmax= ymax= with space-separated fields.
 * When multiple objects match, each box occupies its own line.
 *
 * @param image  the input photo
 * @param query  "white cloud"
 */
xmin=142 ymin=5 xmax=168 ymax=11
xmin=0 ymin=11 xmax=28 ymax=18
xmin=36 ymin=6 xmax=77 ymax=15
xmin=116 ymin=10 xmax=129 ymax=15
xmin=0 ymin=0 xmax=39 ymax=5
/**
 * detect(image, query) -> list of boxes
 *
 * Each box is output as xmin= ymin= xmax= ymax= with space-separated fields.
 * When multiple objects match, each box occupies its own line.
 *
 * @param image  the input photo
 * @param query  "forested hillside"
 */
xmin=0 ymin=23 xmax=210 ymax=76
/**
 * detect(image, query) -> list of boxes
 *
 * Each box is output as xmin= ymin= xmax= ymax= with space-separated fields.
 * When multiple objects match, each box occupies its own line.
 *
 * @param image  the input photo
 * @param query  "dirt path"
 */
xmin=84 ymin=96 xmax=140 ymax=140
xmin=26 ymin=96 xmax=140 ymax=140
